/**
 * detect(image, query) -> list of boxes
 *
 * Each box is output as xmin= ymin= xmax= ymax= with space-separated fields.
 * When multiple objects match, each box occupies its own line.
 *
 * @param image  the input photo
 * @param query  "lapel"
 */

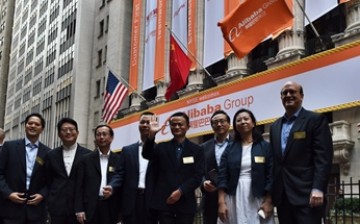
xmin=133 ymin=143 xmax=140 ymax=174
xmin=273 ymin=119 xmax=283 ymax=159
xmin=92 ymin=151 xmax=101 ymax=175
xmin=208 ymin=141 xmax=217 ymax=168
xmin=32 ymin=143 xmax=46 ymax=177
xmin=282 ymin=109 xmax=307 ymax=159
xmin=16 ymin=139 xmax=27 ymax=171
xmin=70 ymin=145 xmax=82 ymax=177
xmin=55 ymin=147 xmax=68 ymax=177
xmin=107 ymin=152 xmax=117 ymax=182
xmin=166 ymin=140 xmax=180 ymax=170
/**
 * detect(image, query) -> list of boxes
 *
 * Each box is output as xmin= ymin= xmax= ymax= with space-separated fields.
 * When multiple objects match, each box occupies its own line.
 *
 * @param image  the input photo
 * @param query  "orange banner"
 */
xmin=218 ymin=0 xmax=293 ymax=59
xmin=339 ymin=0 xmax=350 ymax=3
xmin=188 ymin=0 xmax=197 ymax=70
xmin=154 ymin=0 xmax=167 ymax=82
xmin=224 ymin=0 xmax=242 ymax=57
xmin=272 ymin=0 xmax=293 ymax=38
xmin=128 ymin=0 xmax=142 ymax=93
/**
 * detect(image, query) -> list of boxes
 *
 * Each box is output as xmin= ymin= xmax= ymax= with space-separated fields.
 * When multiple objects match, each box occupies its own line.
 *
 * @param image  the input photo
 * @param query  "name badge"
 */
xmin=36 ymin=157 xmax=44 ymax=165
xmin=254 ymin=156 xmax=265 ymax=163
xmin=183 ymin=156 xmax=194 ymax=164
xmin=108 ymin=166 xmax=115 ymax=172
xmin=294 ymin=131 xmax=306 ymax=139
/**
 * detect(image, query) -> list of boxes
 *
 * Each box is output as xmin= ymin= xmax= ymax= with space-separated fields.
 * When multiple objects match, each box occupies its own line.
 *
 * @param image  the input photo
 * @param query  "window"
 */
xmin=98 ymin=20 xmax=104 ymax=38
xmin=97 ymin=49 xmax=102 ymax=68
xmin=95 ymin=80 xmax=101 ymax=98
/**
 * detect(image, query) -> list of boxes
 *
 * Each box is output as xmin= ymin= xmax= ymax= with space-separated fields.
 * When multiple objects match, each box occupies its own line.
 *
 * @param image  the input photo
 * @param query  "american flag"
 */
xmin=102 ymin=71 xmax=128 ymax=123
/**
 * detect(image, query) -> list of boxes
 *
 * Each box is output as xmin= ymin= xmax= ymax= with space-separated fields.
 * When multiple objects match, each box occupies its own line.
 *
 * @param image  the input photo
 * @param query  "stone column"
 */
xmin=332 ymin=0 xmax=360 ymax=47
xmin=265 ymin=0 xmax=305 ymax=69
xmin=216 ymin=54 xmax=248 ymax=85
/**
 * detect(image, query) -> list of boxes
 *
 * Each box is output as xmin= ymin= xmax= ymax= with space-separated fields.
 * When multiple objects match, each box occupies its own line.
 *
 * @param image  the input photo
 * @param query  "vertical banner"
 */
xmin=143 ymin=0 xmax=158 ymax=90
xmin=154 ymin=0 xmax=167 ymax=82
xmin=172 ymin=0 xmax=188 ymax=48
xmin=204 ymin=0 xmax=224 ymax=67
xmin=128 ymin=0 xmax=142 ymax=93
xmin=224 ymin=0 xmax=242 ymax=57
xmin=188 ymin=0 xmax=197 ymax=69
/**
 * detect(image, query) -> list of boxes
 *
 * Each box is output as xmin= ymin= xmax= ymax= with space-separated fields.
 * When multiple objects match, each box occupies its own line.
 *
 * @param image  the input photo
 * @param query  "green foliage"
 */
xmin=333 ymin=197 xmax=360 ymax=214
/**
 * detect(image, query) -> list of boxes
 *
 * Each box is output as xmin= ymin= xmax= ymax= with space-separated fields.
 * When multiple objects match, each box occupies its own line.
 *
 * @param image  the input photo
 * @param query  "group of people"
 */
xmin=0 ymin=80 xmax=338 ymax=224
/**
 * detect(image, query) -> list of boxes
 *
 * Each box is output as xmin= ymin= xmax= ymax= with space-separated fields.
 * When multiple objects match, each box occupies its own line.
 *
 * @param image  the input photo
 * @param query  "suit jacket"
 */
xmin=109 ymin=142 xmax=154 ymax=216
xmin=199 ymin=139 xmax=222 ymax=224
xmin=217 ymin=140 xmax=273 ymax=197
xmin=270 ymin=108 xmax=333 ymax=206
xmin=45 ymin=144 xmax=91 ymax=216
xmin=142 ymin=138 xmax=204 ymax=214
xmin=75 ymin=150 xmax=120 ymax=223
xmin=0 ymin=139 xmax=50 ymax=221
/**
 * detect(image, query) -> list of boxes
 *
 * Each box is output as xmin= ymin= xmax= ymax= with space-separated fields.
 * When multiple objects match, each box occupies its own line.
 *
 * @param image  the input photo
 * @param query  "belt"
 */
xmin=137 ymin=188 xmax=145 ymax=195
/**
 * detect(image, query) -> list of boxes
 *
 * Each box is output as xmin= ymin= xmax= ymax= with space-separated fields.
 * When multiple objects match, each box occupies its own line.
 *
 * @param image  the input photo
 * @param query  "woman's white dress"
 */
xmin=219 ymin=143 xmax=275 ymax=224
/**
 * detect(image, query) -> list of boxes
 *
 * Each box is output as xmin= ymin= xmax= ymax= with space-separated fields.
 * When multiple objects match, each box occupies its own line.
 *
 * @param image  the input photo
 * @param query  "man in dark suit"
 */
xmin=75 ymin=125 xmax=120 ymax=224
xmin=0 ymin=128 xmax=4 ymax=224
xmin=105 ymin=111 xmax=157 ymax=224
xmin=269 ymin=81 xmax=333 ymax=224
xmin=0 ymin=113 xmax=50 ymax=224
xmin=200 ymin=110 xmax=231 ymax=224
xmin=143 ymin=112 xmax=204 ymax=224
xmin=45 ymin=118 xmax=91 ymax=224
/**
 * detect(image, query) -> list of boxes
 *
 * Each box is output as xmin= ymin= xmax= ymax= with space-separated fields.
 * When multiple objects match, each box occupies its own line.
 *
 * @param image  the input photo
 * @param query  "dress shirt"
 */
xmin=214 ymin=136 xmax=229 ymax=166
xmin=25 ymin=138 xmax=39 ymax=190
xmin=138 ymin=141 xmax=149 ymax=189
xmin=98 ymin=149 xmax=110 ymax=196
xmin=62 ymin=143 xmax=77 ymax=176
xmin=281 ymin=108 xmax=302 ymax=153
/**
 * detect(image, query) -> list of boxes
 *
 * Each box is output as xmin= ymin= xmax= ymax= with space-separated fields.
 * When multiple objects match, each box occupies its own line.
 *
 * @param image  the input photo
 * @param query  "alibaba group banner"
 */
xmin=218 ymin=0 xmax=293 ymax=59
xmin=110 ymin=42 xmax=360 ymax=149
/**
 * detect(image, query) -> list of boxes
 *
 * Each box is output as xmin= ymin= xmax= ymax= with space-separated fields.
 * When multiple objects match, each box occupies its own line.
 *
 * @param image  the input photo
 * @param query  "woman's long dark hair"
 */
xmin=232 ymin=108 xmax=263 ymax=143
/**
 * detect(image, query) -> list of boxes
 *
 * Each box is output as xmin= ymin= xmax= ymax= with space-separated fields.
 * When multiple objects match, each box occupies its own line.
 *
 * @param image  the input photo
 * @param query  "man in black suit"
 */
xmin=143 ymin=112 xmax=204 ymax=224
xmin=0 ymin=128 xmax=4 ymax=151
xmin=200 ymin=110 xmax=231 ymax=224
xmin=75 ymin=125 xmax=120 ymax=224
xmin=0 ymin=113 xmax=50 ymax=224
xmin=105 ymin=111 xmax=157 ymax=224
xmin=0 ymin=128 xmax=4 ymax=224
xmin=269 ymin=81 xmax=333 ymax=224
xmin=45 ymin=118 xmax=91 ymax=224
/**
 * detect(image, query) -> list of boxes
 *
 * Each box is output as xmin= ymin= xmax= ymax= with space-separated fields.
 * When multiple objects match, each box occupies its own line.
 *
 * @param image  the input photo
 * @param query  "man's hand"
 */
xmin=166 ymin=189 xmax=182 ymax=204
xmin=309 ymin=190 xmax=324 ymax=207
xmin=76 ymin=212 xmax=86 ymax=224
xmin=203 ymin=180 xmax=217 ymax=192
xmin=8 ymin=192 xmax=27 ymax=204
xmin=260 ymin=195 xmax=273 ymax=219
xmin=102 ymin=185 xmax=113 ymax=199
xmin=26 ymin=193 xmax=43 ymax=205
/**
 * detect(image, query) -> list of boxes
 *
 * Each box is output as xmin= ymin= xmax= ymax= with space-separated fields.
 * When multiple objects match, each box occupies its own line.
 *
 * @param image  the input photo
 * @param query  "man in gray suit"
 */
xmin=270 ymin=81 xmax=333 ymax=224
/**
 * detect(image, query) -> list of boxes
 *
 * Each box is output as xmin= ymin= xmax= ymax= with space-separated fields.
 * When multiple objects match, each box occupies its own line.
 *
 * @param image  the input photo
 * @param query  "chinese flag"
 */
xmin=218 ymin=0 xmax=293 ymax=59
xmin=165 ymin=35 xmax=192 ymax=100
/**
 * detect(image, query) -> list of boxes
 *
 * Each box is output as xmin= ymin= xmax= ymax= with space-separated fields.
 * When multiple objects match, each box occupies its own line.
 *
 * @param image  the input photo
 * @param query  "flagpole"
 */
xmin=106 ymin=66 xmax=147 ymax=101
xmin=294 ymin=0 xmax=326 ymax=50
xmin=165 ymin=26 xmax=217 ymax=85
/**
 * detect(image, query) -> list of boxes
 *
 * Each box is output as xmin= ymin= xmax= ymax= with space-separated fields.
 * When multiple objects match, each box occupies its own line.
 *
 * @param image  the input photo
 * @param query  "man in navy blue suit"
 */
xmin=142 ymin=112 xmax=204 ymax=224
xmin=270 ymin=81 xmax=333 ymax=224
xmin=105 ymin=111 xmax=157 ymax=224
xmin=200 ymin=110 xmax=231 ymax=224
xmin=0 ymin=113 xmax=50 ymax=224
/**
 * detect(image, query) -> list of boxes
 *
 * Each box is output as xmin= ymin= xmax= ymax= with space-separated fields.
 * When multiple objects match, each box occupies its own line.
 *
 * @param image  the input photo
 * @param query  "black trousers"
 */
xmin=87 ymin=199 xmax=114 ymax=224
xmin=277 ymin=192 xmax=324 ymax=224
xmin=49 ymin=214 xmax=77 ymax=224
xmin=158 ymin=211 xmax=194 ymax=224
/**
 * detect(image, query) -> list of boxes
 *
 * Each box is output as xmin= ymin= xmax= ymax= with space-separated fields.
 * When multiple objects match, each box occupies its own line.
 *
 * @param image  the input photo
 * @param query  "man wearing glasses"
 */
xmin=45 ymin=118 xmax=91 ymax=224
xmin=200 ymin=110 xmax=231 ymax=224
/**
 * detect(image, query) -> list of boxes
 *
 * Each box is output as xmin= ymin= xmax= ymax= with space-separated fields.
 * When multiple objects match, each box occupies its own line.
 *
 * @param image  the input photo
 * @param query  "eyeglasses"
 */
xmin=211 ymin=119 xmax=227 ymax=126
xmin=139 ymin=120 xmax=150 ymax=125
xmin=281 ymin=89 xmax=298 ymax=96
xmin=60 ymin=127 xmax=77 ymax=133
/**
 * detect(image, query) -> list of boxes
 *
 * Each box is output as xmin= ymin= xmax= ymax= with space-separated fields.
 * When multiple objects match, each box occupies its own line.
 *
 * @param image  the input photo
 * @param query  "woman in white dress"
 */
xmin=217 ymin=109 xmax=274 ymax=224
